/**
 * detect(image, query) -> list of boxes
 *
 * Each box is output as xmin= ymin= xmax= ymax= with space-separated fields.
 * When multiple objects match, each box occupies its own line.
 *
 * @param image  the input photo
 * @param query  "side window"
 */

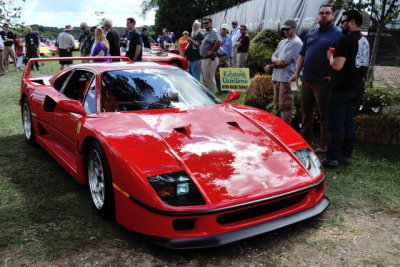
xmin=62 ymin=70 xmax=94 ymax=101
xmin=83 ymin=79 xmax=96 ymax=114
xmin=53 ymin=71 xmax=72 ymax=91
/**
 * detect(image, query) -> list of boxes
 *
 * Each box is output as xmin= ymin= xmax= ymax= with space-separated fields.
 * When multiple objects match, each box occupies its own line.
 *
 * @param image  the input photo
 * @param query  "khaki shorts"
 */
xmin=3 ymin=45 xmax=16 ymax=61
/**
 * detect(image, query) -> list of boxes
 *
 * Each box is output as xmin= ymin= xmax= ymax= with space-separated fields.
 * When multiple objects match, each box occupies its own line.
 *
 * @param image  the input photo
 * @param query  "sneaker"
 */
xmin=315 ymin=145 xmax=328 ymax=153
xmin=6 ymin=69 xmax=10 ymax=73
xmin=321 ymin=158 xmax=339 ymax=168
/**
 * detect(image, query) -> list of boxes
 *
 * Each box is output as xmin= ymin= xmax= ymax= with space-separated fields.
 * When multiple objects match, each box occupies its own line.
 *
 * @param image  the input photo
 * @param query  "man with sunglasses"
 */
xmin=200 ymin=17 xmax=222 ymax=93
xmin=289 ymin=4 xmax=342 ymax=154
xmin=322 ymin=10 xmax=370 ymax=168
xmin=264 ymin=19 xmax=302 ymax=125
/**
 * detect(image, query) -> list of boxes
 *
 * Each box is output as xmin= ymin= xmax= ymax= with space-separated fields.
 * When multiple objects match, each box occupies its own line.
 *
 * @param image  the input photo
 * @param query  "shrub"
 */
xmin=361 ymin=87 xmax=392 ymax=114
xmin=245 ymin=43 xmax=275 ymax=76
xmin=251 ymin=28 xmax=282 ymax=48
xmin=244 ymin=74 xmax=274 ymax=105
xmin=245 ymin=28 xmax=282 ymax=76
xmin=244 ymin=96 xmax=267 ymax=110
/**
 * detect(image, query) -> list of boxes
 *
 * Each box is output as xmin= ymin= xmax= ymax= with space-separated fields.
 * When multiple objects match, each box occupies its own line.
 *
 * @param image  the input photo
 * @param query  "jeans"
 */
xmin=327 ymin=89 xmax=363 ymax=161
xmin=189 ymin=59 xmax=201 ymax=82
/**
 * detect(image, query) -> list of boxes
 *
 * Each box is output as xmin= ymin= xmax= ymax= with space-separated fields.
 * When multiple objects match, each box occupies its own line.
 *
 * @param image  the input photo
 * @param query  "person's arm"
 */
xmin=328 ymin=52 xmax=346 ymax=71
xmin=207 ymin=40 xmax=222 ymax=57
xmin=289 ymin=54 xmax=304 ymax=83
xmin=133 ymin=44 xmax=141 ymax=61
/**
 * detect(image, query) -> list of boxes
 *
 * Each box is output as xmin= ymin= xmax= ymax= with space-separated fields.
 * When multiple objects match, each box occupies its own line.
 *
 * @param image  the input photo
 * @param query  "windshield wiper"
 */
xmin=104 ymin=101 xmax=169 ymax=109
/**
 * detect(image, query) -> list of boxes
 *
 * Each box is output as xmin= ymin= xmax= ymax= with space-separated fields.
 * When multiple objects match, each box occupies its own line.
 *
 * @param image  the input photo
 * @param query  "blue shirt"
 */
xmin=219 ymin=33 xmax=233 ymax=58
xmin=300 ymin=24 xmax=343 ymax=82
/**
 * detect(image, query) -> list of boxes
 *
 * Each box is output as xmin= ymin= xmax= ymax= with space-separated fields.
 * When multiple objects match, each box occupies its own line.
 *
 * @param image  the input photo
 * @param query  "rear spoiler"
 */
xmin=23 ymin=56 xmax=132 ymax=80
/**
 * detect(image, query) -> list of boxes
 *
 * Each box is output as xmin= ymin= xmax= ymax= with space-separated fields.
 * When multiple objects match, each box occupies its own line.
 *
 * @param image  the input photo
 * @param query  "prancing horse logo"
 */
xmin=261 ymin=182 xmax=269 ymax=189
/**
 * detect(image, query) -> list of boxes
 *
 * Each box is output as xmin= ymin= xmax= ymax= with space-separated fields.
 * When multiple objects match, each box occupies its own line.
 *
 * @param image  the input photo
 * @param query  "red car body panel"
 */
xmin=20 ymin=57 xmax=328 ymax=248
xmin=121 ymin=51 xmax=188 ymax=70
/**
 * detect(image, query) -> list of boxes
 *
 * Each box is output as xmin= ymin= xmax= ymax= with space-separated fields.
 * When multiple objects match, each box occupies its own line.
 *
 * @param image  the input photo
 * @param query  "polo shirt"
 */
xmin=0 ymin=30 xmax=15 ymax=46
xmin=199 ymin=27 xmax=221 ymax=58
xmin=300 ymin=24 xmax=342 ymax=82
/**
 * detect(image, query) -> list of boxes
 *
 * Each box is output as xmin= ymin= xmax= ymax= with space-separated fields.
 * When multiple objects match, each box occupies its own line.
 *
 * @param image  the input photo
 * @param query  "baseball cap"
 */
xmin=282 ymin=19 xmax=297 ymax=29
xmin=232 ymin=21 xmax=238 ymax=25
xmin=221 ymin=24 xmax=229 ymax=30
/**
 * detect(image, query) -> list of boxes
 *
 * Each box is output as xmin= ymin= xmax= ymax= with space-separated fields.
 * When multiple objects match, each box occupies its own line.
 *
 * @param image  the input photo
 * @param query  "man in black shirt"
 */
xmin=322 ymin=9 xmax=370 ymax=168
xmin=0 ymin=23 xmax=17 ymax=72
xmin=141 ymin=28 xmax=151 ymax=49
xmin=126 ymin=17 xmax=143 ymax=61
xmin=25 ymin=27 xmax=40 ymax=71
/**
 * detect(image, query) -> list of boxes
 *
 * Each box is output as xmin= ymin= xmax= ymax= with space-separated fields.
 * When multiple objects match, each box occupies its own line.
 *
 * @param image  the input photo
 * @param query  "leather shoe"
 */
xmin=315 ymin=145 xmax=328 ymax=153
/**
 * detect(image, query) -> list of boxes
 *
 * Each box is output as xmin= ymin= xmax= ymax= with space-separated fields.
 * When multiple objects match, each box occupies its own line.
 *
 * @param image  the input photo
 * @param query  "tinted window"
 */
xmin=101 ymin=68 xmax=221 ymax=112
xmin=62 ymin=70 xmax=94 ymax=101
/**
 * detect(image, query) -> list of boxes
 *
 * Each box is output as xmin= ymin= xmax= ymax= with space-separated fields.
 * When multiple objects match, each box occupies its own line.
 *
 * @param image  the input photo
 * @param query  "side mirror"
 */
xmin=225 ymin=90 xmax=241 ymax=103
xmin=57 ymin=99 xmax=86 ymax=116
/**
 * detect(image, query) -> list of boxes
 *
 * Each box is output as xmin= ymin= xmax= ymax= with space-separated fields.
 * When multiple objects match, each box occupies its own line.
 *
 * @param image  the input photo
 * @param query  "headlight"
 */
xmin=293 ymin=148 xmax=323 ymax=178
xmin=147 ymin=171 xmax=206 ymax=206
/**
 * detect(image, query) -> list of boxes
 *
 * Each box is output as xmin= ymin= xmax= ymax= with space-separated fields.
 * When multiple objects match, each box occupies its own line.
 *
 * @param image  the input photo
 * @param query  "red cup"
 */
xmin=329 ymin=47 xmax=335 ymax=53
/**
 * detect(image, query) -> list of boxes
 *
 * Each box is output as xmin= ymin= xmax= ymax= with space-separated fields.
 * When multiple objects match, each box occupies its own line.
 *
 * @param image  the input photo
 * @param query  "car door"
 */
xmin=45 ymin=69 xmax=95 ymax=170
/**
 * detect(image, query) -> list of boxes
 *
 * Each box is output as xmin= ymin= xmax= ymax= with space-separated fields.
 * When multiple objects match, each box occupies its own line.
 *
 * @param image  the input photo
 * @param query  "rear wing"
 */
xmin=23 ymin=56 xmax=132 ymax=81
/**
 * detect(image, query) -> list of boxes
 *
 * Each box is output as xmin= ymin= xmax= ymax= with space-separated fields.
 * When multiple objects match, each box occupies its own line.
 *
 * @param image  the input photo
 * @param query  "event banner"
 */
xmin=220 ymin=68 xmax=251 ymax=90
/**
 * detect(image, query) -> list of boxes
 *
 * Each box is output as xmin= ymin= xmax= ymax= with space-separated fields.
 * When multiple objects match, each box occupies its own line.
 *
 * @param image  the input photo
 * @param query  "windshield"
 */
xmin=101 ymin=68 xmax=221 ymax=112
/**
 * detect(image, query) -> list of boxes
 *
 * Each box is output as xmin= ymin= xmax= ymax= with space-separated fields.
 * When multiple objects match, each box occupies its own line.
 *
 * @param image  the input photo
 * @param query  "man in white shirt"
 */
xmin=230 ymin=21 xmax=241 ymax=67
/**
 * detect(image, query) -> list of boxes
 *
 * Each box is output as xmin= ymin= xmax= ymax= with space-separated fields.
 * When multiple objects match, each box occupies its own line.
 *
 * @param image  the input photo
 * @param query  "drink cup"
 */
xmin=290 ymin=81 xmax=298 ymax=91
xmin=329 ymin=47 xmax=335 ymax=53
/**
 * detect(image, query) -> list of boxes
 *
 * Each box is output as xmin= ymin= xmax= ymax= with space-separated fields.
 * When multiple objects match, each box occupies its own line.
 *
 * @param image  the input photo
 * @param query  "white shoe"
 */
xmin=6 ymin=69 xmax=9 ymax=73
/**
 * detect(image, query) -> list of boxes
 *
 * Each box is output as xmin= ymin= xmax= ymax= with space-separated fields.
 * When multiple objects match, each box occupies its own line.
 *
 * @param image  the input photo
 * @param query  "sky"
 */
xmin=17 ymin=0 xmax=155 ymax=28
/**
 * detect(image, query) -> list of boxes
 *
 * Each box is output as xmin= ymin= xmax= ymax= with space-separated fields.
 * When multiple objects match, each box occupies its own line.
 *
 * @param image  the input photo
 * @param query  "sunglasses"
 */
xmin=203 ymin=22 xmax=209 ymax=25
xmin=318 ymin=11 xmax=332 ymax=16
xmin=340 ymin=19 xmax=351 ymax=24
xmin=240 ymin=28 xmax=245 ymax=30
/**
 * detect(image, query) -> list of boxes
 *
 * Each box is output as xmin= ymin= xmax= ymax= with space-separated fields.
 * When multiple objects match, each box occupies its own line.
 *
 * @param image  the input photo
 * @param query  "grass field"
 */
xmin=0 ymin=59 xmax=399 ymax=264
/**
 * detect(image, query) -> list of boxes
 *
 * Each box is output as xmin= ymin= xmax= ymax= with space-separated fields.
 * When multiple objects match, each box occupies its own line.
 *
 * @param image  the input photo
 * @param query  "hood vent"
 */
xmin=227 ymin=121 xmax=244 ymax=133
xmin=173 ymin=125 xmax=192 ymax=139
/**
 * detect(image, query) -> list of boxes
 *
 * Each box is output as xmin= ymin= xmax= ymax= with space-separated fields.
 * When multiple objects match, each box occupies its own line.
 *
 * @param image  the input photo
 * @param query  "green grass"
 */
xmin=0 ymin=59 xmax=399 ymax=263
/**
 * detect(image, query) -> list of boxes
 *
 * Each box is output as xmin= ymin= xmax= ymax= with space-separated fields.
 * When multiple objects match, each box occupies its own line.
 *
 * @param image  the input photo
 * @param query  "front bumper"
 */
xmin=150 ymin=196 xmax=329 ymax=249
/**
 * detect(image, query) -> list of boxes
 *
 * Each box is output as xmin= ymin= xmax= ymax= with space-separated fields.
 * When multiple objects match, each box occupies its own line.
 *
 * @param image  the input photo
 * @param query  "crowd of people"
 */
xmin=1 ymin=6 xmax=370 ymax=167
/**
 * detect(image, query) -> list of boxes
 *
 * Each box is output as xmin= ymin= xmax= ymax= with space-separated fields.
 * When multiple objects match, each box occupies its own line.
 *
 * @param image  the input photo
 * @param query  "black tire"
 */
xmin=87 ymin=141 xmax=115 ymax=219
xmin=22 ymin=97 xmax=37 ymax=145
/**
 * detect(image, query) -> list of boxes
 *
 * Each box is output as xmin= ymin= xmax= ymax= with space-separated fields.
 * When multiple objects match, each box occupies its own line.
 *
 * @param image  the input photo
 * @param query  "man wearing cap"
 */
xmin=0 ymin=23 xmax=17 ymax=72
xmin=199 ymin=17 xmax=222 ymax=94
xmin=57 ymin=25 xmax=75 ymax=70
xmin=79 ymin=22 xmax=92 ymax=62
xmin=230 ymin=21 xmax=240 ymax=67
xmin=235 ymin=25 xmax=250 ymax=68
xmin=289 ymin=4 xmax=342 ymax=153
xmin=215 ymin=24 xmax=233 ymax=93
xmin=264 ymin=19 xmax=302 ymax=125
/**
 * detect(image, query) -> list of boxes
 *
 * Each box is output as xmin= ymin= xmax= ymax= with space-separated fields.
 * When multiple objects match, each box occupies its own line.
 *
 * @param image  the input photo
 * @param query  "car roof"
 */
xmin=70 ymin=61 xmax=176 ymax=73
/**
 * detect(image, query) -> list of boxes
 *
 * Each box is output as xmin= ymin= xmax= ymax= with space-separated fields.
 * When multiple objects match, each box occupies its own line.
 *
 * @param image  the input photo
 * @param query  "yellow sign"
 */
xmin=220 ymin=68 xmax=250 ymax=91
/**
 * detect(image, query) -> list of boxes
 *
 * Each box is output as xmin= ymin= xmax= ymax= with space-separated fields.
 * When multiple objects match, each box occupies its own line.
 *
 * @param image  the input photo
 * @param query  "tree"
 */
xmin=331 ymin=0 xmax=400 ymax=83
xmin=0 ymin=0 xmax=25 ymax=26
xmin=141 ymin=0 xmax=247 ymax=38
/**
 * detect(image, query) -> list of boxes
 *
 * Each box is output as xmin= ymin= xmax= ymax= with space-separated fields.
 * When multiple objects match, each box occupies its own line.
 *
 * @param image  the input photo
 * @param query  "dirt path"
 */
xmin=53 ymin=209 xmax=400 ymax=266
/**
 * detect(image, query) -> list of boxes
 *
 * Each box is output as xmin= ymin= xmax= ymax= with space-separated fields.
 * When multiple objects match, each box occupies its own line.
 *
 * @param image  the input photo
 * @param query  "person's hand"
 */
xmin=264 ymin=65 xmax=271 ymax=73
xmin=289 ymin=73 xmax=298 ymax=83
xmin=229 ymin=59 xmax=233 ymax=67
xmin=327 ymin=50 xmax=333 ymax=60
xmin=206 ymin=50 xmax=213 ymax=57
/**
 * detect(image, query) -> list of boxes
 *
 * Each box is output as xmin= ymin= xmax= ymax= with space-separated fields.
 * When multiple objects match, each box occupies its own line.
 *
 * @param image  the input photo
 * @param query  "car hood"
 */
xmin=121 ymin=104 xmax=314 ymax=208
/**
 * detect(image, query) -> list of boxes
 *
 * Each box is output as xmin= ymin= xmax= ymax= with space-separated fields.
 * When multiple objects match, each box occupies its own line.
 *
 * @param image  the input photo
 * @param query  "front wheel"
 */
xmin=87 ymin=141 xmax=115 ymax=219
xmin=22 ymin=97 xmax=36 ymax=145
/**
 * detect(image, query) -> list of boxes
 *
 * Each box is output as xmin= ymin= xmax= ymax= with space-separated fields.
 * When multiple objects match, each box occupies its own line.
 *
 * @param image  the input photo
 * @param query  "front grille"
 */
xmin=217 ymin=193 xmax=307 ymax=225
